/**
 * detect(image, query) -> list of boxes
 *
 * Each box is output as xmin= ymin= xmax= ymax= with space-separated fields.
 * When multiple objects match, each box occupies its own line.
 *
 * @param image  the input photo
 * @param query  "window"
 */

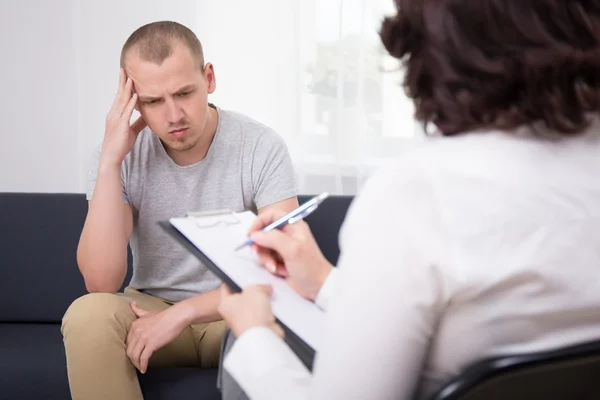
xmin=197 ymin=0 xmax=421 ymax=194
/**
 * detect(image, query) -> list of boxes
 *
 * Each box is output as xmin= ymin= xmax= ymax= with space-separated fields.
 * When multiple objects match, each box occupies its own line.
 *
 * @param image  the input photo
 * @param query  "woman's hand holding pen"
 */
xmin=247 ymin=208 xmax=334 ymax=302
xmin=218 ymin=208 xmax=333 ymax=338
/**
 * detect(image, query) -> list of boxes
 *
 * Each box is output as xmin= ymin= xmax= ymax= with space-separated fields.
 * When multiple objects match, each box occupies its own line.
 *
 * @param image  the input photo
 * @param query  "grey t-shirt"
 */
xmin=86 ymin=105 xmax=297 ymax=302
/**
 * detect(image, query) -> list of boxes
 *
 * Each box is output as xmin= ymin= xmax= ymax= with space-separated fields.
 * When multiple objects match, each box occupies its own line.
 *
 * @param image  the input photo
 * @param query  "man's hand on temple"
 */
xmin=100 ymin=68 xmax=147 ymax=168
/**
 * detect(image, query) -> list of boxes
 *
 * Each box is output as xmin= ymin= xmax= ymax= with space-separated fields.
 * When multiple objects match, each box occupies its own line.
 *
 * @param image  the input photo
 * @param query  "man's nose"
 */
xmin=165 ymin=99 xmax=184 ymax=123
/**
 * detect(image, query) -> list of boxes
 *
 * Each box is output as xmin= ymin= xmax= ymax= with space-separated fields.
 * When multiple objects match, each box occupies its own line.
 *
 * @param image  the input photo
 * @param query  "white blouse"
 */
xmin=225 ymin=121 xmax=600 ymax=400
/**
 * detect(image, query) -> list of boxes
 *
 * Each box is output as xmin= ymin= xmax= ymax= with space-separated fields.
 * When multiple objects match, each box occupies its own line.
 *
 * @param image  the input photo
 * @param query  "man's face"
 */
xmin=125 ymin=45 xmax=215 ymax=153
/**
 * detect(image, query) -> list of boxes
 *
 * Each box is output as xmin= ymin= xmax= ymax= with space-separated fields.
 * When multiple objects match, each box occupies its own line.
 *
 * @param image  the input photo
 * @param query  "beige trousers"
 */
xmin=61 ymin=287 xmax=226 ymax=400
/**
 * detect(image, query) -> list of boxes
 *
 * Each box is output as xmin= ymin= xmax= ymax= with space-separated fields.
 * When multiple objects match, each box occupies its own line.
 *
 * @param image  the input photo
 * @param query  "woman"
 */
xmin=218 ymin=1 xmax=600 ymax=399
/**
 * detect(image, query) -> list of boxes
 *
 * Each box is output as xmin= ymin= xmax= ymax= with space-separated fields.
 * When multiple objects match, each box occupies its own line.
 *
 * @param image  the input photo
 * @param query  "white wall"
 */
xmin=194 ymin=0 xmax=300 ymax=146
xmin=0 ymin=0 xmax=79 ymax=192
xmin=0 ymin=0 xmax=198 ymax=193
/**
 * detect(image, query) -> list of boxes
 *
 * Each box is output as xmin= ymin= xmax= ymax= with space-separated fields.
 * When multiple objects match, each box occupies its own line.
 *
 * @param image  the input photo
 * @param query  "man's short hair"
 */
xmin=120 ymin=21 xmax=205 ymax=70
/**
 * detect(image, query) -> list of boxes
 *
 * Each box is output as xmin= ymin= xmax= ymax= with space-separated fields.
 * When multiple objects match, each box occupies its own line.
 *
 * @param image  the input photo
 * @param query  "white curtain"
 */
xmin=197 ymin=0 xmax=422 ymax=195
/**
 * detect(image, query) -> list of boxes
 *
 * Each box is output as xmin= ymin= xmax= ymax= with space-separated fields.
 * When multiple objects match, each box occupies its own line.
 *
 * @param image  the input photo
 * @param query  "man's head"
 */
xmin=120 ymin=21 xmax=216 ymax=154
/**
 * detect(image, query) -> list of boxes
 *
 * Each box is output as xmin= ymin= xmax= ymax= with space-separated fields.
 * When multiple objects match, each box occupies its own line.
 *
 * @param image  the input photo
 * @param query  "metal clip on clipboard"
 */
xmin=185 ymin=209 xmax=243 ymax=229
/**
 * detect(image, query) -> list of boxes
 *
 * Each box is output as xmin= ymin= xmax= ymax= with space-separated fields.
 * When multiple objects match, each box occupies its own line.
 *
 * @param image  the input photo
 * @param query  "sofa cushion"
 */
xmin=139 ymin=368 xmax=221 ymax=400
xmin=0 ymin=323 xmax=71 ymax=399
xmin=0 ymin=322 xmax=222 ymax=400
xmin=0 ymin=193 xmax=91 ymax=322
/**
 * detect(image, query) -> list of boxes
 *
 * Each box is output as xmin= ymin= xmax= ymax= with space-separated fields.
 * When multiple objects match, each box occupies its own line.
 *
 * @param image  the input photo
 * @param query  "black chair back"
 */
xmin=432 ymin=338 xmax=600 ymax=400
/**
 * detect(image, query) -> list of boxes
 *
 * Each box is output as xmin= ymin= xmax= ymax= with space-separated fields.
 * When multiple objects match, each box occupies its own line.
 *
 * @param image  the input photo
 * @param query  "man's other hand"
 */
xmin=126 ymin=301 xmax=188 ymax=374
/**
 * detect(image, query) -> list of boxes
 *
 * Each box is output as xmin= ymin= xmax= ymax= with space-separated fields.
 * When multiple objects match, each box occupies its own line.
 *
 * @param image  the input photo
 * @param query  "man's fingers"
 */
xmin=125 ymin=330 xmax=138 ymax=368
xmin=122 ymin=92 xmax=138 ymax=121
xmin=130 ymin=301 xmax=148 ymax=317
xmin=139 ymin=346 xmax=153 ymax=374
xmin=130 ymin=115 xmax=147 ymax=134
xmin=116 ymin=77 xmax=133 ymax=114
xmin=130 ymin=337 xmax=145 ymax=371
xmin=112 ymin=68 xmax=126 ymax=109
xmin=126 ymin=326 xmax=134 ymax=347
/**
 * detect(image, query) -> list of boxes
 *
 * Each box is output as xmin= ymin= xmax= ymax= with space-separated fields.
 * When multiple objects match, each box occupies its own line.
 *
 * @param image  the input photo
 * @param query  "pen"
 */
xmin=234 ymin=192 xmax=330 ymax=251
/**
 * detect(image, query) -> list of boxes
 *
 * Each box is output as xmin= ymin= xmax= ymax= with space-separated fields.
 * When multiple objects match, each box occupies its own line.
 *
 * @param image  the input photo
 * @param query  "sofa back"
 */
xmin=0 ymin=193 xmax=353 ymax=323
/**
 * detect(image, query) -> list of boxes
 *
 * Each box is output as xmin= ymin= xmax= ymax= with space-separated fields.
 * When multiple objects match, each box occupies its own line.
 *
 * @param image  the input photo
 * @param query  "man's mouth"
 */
xmin=169 ymin=127 xmax=189 ymax=137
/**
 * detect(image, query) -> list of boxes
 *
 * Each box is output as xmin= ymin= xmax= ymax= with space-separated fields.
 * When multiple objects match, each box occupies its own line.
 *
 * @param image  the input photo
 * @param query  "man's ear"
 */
xmin=204 ymin=62 xmax=217 ymax=95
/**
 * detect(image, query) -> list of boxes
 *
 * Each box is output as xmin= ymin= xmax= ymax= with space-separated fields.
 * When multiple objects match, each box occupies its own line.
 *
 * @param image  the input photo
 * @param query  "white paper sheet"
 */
xmin=169 ymin=211 xmax=325 ymax=351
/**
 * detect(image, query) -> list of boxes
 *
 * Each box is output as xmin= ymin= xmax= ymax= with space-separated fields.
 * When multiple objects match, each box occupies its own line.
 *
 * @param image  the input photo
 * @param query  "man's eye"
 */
xmin=178 ymin=92 xmax=190 ymax=97
xmin=147 ymin=99 xmax=159 ymax=104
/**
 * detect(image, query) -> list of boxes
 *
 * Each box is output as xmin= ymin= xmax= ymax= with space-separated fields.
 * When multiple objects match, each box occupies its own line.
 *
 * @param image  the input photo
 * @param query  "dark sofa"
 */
xmin=0 ymin=192 xmax=353 ymax=400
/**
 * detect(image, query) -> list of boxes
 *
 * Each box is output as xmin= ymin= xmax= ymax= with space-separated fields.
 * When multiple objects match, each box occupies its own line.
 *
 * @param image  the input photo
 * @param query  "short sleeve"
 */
xmin=251 ymin=129 xmax=298 ymax=210
xmin=85 ymin=143 xmax=129 ymax=204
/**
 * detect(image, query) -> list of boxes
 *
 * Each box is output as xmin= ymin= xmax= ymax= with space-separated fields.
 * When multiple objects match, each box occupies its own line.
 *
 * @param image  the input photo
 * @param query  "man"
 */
xmin=61 ymin=21 xmax=298 ymax=400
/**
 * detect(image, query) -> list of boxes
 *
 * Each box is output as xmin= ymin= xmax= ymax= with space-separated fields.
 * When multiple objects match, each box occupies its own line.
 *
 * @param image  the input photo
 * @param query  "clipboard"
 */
xmin=159 ymin=209 xmax=320 ymax=371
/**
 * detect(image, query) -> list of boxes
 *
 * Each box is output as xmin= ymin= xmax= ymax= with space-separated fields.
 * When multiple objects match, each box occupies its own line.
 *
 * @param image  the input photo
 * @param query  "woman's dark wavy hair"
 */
xmin=380 ymin=0 xmax=600 ymax=137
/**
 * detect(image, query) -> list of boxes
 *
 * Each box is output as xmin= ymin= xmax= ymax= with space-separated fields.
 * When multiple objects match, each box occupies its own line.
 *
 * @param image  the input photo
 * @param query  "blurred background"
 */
xmin=0 ymin=0 xmax=423 ymax=195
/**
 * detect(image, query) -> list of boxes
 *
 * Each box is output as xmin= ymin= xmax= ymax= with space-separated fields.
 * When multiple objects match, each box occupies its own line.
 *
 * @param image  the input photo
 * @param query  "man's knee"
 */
xmin=61 ymin=292 xmax=134 ymax=338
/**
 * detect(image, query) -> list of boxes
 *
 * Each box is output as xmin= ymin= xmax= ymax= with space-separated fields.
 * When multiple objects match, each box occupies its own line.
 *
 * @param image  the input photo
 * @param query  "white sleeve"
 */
xmin=314 ymin=268 xmax=339 ymax=311
xmin=224 ymin=327 xmax=312 ymax=400
xmin=307 ymin=165 xmax=451 ymax=400
xmin=225 ymin=161 xmax=451 ymax=400
xmin=223 ymin=270 xmax=340 ymax=399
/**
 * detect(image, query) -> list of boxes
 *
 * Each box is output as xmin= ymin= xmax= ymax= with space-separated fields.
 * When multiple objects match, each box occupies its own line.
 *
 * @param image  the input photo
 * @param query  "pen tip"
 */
xmin=234 ymin=239 xmax=252 ymax=252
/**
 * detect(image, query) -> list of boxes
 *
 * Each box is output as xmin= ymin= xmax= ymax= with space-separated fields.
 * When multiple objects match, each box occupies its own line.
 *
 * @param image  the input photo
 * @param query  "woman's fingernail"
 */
xmin=267 ymin=263 xmax=276 ymax=273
